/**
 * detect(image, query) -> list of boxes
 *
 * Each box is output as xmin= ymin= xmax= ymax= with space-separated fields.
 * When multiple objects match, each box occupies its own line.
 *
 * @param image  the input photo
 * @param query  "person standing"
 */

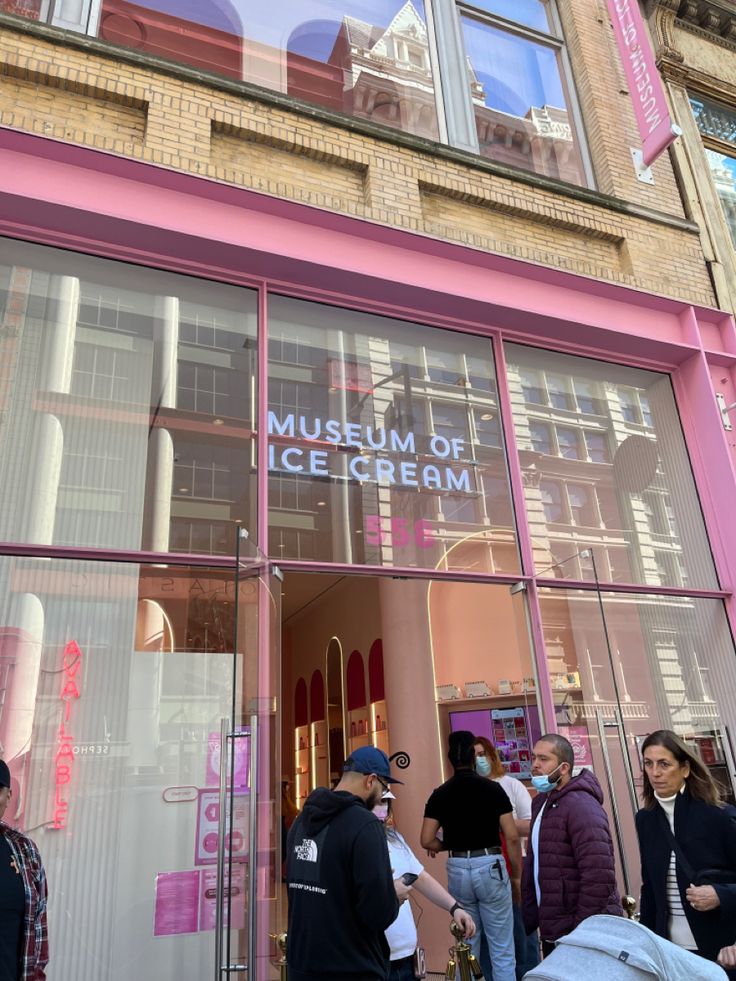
xmin=286 ymin=746 xmax=407 ymax=981
xmin=376 ymin=790 xmax=476 ymax=981
xmin=635 ymin=729 xmax=736 ymax=977
xmin=522 ymin=733 xmax=621 ymax=956
xmin=420 ymin=730 xmax=520 ymax=981
xmin=0 ymin=759 xmax=48 ymax=981
xmin=473 ymin=736 xmax=539 ymax=979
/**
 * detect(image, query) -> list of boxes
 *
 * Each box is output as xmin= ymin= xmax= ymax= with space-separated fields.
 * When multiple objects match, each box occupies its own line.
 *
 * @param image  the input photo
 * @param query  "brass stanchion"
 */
xmin=445 ymin=921 xmax=484 ymax=980
xmin=622 ymin=895 xmax=639 ymax=921
xmin=270 ymin=932 xmax=288 ymax=981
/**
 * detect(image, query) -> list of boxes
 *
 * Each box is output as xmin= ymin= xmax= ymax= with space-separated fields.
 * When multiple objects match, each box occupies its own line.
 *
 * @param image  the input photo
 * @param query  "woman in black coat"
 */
xmin=635 ymin=729 xmax=736 ymax=975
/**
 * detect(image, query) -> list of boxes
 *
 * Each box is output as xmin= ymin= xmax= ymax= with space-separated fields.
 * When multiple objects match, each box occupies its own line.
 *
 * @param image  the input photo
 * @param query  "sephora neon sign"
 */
xmin=52 ymin=640 xmax=82 ymax=830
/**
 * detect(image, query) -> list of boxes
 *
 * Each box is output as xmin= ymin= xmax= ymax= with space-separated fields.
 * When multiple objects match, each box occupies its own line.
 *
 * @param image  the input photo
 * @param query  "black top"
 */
xmin=0 ymin=834 xmax=24 ymax=981
xmin=424 ymin=768 xmax=512 ymax=851
xmin=286 ymin=788 xmax=399 ymax=981
xmin=635 ymin=788 xmax=736 ymax=960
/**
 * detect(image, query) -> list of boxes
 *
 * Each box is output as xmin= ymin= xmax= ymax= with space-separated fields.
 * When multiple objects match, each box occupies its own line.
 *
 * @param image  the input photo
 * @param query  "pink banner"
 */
xmin=606 ymin=0 xmax=681 ymax=166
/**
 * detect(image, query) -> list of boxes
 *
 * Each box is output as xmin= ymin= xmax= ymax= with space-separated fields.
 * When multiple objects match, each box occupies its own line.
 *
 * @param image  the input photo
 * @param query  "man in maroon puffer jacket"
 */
xmin=522 ymin=733 xmax=622 ymax=957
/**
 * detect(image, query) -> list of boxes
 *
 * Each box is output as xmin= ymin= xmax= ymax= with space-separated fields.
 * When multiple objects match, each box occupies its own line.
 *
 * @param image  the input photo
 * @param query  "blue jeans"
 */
xmin=446 ymin=854 xmax=515 ymax=981
xmin=389 ymin=955 xmax=415 ymax=981
xmin=479 ymin=904 xmax=540 ymax=980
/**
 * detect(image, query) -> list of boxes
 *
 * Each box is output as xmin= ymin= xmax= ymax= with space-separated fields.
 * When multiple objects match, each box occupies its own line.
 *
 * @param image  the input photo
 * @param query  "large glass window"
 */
xmin=458 ymin=2 xmax=586 ymax=183
xmin=506 ymin=344 xmax=718 ymax=588
xmin=0 ymin=238 xmax=257 ymax=555
xmin=690 ymin=95 xmax=736 ymax=249
xmin=2 ymin=0 xmax=591 ymax=185
xmin=267 ymin=295 xmax=519 ymax=571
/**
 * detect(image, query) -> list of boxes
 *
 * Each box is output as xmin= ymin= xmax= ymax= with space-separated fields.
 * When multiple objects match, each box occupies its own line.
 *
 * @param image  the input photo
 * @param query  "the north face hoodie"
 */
xmin=286 ymin=787 xmax=400 ymax=981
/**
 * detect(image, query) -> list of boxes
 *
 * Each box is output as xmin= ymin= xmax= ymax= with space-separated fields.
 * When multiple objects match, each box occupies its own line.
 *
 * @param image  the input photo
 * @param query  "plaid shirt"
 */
xmin=2 ymin=823 xmax=48 ymax=981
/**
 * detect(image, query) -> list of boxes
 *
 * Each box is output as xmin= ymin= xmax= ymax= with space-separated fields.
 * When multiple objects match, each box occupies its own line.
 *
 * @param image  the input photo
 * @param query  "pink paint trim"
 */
xmin=493 ymin=337 xmax=557 ymax=731
xmin=536 ymin=577 xmax=728 ymax=599
xmin=0 ymin=128 xmax=725 ymax=367
xmin=257 ymin=288 xmax=269 ymax=552
xmin=0 ymin=541 xmax=266 ymax=570
xmin=275 ymin=559 xmax=525 ymax=586
xmin=672 ymin=353 xmax=736 ymax=612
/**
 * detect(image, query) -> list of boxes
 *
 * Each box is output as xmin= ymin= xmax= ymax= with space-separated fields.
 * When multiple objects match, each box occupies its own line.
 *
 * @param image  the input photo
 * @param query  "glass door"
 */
xmin=537 ymin=549 xmax=736 ymax=911
xmin=216 ymin=536 xmax=281 ymax=981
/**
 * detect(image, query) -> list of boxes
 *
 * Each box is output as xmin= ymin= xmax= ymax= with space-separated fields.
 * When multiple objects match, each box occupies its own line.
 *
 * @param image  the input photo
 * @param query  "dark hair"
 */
xmin=640 ymin=729 xmax=721 ymax=810
xmin=538 ymin=733 xmax=575 ymax=770
xmin=473 ymin=735 xmax=505 ymax=779
xmin=448 ymin=730 xmax=476 ymax=769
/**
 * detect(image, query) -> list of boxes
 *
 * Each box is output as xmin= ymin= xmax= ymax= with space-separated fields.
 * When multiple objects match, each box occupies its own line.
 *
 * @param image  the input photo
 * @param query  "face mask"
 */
xmin=475 ymin=757 xmax=491 ymax=777
xmin=373 ymin=804 xmax=389 ymax=822
xmin=531 ymin=763 xmax=563 ymax=794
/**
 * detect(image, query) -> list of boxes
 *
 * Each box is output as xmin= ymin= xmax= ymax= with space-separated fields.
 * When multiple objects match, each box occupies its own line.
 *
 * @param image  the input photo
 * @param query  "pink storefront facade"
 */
xmin=3 ymin=124 xmax=736 ymax=978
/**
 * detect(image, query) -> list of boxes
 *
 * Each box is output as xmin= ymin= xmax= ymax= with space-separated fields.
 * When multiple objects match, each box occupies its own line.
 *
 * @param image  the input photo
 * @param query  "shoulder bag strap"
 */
xmin=655 ymin=804 xmax=696 ymax=882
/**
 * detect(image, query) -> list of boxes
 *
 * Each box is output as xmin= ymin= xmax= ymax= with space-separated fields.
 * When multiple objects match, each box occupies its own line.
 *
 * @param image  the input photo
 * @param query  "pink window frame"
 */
xmin=2 ymin=127 xmax=736 ymax=734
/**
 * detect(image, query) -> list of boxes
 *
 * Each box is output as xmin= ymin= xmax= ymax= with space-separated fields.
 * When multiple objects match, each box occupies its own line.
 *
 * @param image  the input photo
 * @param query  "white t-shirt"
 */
xmin=385 ymin=831 xmax=424 ymax=960
xmin=532 ymin=800 xmax=547 ymax=906
xmin=495 ymin=774 xmax=532 ymax=822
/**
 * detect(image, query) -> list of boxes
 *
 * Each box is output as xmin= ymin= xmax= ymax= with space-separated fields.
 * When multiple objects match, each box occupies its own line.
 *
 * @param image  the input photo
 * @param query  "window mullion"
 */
xmin=429 ymin=0 xmax=480 ymax=154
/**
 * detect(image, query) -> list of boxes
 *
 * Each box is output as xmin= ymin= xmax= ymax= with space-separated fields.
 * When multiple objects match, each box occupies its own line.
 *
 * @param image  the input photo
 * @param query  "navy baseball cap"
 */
xmin=343 ymin=746 xmax=404 ymax=784
xmin=0 ymin=760 xmax=10 ymax=789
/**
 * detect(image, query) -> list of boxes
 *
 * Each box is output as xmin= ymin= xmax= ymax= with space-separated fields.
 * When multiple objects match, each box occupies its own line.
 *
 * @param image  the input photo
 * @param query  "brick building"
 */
xmin=2 ymin=2 xmax=736 ymax=979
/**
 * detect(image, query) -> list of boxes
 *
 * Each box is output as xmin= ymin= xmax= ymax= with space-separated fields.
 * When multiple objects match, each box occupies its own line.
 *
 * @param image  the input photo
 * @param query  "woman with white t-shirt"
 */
xmin=474 ymin=736 xmax=540 ymax=980
xmin=375 ymin=792 xmax=475 ymax=981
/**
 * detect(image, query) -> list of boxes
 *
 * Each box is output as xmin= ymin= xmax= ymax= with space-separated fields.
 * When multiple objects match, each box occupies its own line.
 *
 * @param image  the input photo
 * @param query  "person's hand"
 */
xmin=719 ymin=944 xmax=736 ymax=968
xmin=511 ymin=877 xmax=522 ymax=906
xmin=425 ymin=849 xmax=438 ymax=859
xmin=686 ymin=884 xmax=720 ymax=912
xmin=453 ymin=908 xmax=476 ymax=939
xmin=394 ymin=877 xmax=413 ymax=904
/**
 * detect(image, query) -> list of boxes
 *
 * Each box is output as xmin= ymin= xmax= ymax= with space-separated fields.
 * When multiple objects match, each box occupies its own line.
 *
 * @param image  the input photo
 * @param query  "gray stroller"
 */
xmin=522 ymin=914 xmax=727 ymax=980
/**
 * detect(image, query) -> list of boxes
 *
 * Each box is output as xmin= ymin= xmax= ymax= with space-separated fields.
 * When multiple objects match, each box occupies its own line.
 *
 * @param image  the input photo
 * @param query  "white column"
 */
xmin=143 ymin=296 xmax=179 ymax=551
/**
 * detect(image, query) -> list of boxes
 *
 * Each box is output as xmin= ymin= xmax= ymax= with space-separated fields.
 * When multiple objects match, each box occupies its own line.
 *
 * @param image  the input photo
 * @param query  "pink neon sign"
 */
xmin=52 ymin=640 xmax=82 ymax=830
xmin=606 ymin=0 xmax=681 ymax=166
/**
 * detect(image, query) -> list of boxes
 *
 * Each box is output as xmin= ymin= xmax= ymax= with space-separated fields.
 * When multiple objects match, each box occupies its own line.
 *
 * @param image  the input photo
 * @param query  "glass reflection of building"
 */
xmin=1 ymin=0 xmax=589 ymax=184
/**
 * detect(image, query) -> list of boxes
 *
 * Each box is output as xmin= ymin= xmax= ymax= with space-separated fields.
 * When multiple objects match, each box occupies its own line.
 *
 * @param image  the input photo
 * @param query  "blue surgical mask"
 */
xmin=373 ymin=804 xmax=389 ymax=822
xmin=475 ymin=757 xmax=491 ymax=777
xmin=531 ymin=763 xmax=563 ymax=794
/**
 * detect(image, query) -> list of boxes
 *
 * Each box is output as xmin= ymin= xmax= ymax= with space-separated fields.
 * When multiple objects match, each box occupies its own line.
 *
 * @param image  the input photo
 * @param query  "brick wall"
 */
xmin=0 ymin=15 xmax=716 ymax=308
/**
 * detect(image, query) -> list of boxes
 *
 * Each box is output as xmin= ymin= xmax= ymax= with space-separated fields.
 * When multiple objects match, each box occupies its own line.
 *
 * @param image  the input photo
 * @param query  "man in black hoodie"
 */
xmin=286 ymin=746 xmax=407 ymax=981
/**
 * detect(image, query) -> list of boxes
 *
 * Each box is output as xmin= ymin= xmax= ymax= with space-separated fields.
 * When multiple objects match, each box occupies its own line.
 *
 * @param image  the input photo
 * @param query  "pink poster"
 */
xmin=199 ymin=864 xmax=246 ymax=931
xmin=153 ymin=870 xmax=200 ymax=937
xmin=195 ymin=789 xmax=249 ymax=866
xmin=567 ymin=727 xmax=593 ymax=767
xmin=206 ymin=729 xmax=250 ymax=789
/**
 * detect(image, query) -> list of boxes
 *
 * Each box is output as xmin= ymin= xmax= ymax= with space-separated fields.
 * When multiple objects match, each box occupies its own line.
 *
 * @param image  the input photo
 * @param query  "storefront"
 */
xmin=3 ymin=128 xmax=736 ymax=979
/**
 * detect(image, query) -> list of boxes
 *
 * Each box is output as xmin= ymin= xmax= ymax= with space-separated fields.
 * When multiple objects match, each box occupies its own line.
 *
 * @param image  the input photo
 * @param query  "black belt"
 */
xmin=448 ymin=847 xmax=502 ymax=857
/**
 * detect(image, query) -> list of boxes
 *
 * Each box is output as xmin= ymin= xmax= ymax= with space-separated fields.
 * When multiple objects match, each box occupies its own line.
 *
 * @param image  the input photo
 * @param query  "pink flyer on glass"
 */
xmin=206 ymin=729 xmax=250 ymax=789
xmin=199 ymin=864 xmax=246 ymax=931
xmin=153 ymin=870 xmax=200 ymax=937
xmin=194 ymin=789 xmax=249 ymax=866
xmin=567 ymin=727 xmax=593 ymax=767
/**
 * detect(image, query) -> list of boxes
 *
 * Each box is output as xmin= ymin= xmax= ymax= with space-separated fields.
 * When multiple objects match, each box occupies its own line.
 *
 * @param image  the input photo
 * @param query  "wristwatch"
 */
xmin=449 ymin=902 xmax=463 ymax=917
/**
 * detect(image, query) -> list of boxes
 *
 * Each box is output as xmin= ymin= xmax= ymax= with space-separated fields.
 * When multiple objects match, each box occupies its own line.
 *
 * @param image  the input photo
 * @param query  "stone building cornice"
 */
xmin=648 ymin=0 xmax=736 ymax=47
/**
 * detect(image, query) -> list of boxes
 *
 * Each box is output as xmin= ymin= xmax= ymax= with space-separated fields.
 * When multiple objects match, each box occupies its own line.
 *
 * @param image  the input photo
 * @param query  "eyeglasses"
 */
xmin=374 ymin=775 xmax=390 ymax=794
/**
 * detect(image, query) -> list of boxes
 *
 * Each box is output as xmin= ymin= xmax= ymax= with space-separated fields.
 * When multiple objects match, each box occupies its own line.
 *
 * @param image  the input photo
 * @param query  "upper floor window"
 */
xmin=5 ymin=0 xmax=591 ymax=186
xmin=690 ymin=95 xmax=736 ymax=249
xmin=458 ymin=0 xmax=587 ymax=183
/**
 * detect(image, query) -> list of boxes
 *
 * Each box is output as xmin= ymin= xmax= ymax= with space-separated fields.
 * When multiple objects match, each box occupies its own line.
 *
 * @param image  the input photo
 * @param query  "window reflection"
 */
xmin=267 ymin=295 xmax=519 ymax=572
xmin=0 ymin=238 xmax=257 ymax=555
xmin=506 ymin=343 xmax=718 ymax=588
xmin=461 ymin=14 xmax=585 ymax=184
xmin=93 ymin=0 xmax=440 ymax=140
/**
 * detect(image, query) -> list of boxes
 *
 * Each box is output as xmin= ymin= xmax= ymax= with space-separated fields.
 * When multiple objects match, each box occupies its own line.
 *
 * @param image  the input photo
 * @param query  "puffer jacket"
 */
xmin=522 ymin=768 xmax=622 ymax=941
